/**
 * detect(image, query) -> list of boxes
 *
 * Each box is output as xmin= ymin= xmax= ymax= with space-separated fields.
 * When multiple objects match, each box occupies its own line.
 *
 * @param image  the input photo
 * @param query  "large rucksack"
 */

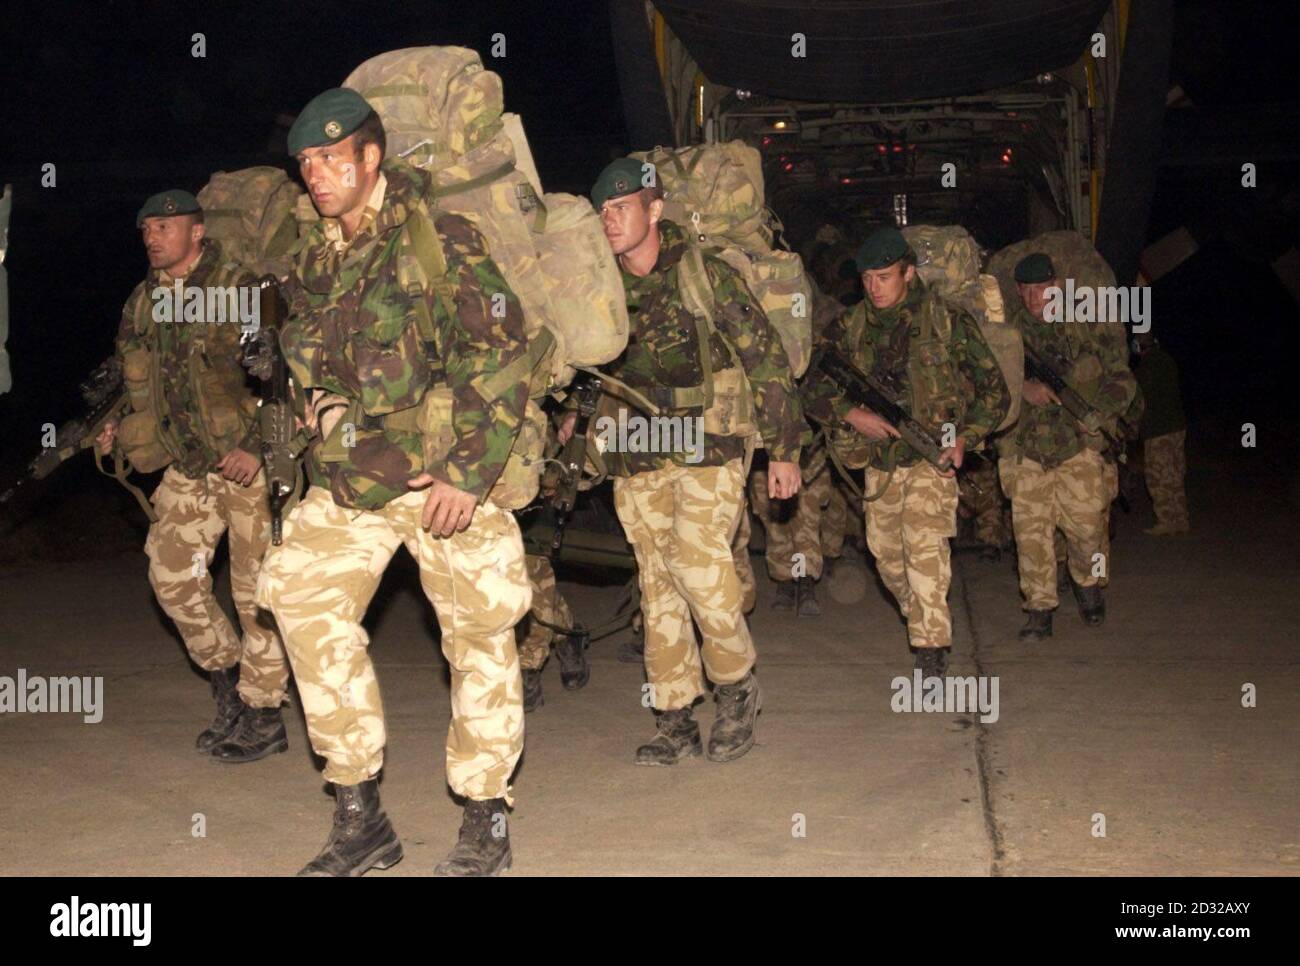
xmin=196 ymin=166 xmax=303 ymax=279
xmin=986 ymin=230 xmax=1128 ymax=355
xmin=902 ymin=225 xmax=1023 ymax=433
xmin=630 ymin=141 xmax=814 ymax=378
xmin=342 ymin=46 xmax=628 ymax=392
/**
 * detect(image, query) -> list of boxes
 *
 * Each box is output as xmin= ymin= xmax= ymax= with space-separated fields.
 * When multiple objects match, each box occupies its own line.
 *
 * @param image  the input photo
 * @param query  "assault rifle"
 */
xmin=813 ymin=346 xmax=954 ymax=473
xmin=240 ymin=277 xmax=301 ymax=545
xmin=0 ymin=356 xmax=132 ymax=516
xmin=542 ymin=373 xmax=603 ymax=556
xmin=1023 ymin=343 xmax=1131 ymax=465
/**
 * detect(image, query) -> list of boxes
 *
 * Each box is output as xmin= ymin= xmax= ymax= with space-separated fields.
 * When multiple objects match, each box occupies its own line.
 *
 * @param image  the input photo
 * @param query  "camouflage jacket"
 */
xmin=281 ymin=160 xmax=527 ymax=511
xmin=802 ymin=278 xmax=1009 ymax=471
xmin=998 ymin=303 xmax=1137 ymax=467
xmin=116 ymin=239 xmax=260 ymax=479
xmin=601 ymin=219 xmax=806 ymax=475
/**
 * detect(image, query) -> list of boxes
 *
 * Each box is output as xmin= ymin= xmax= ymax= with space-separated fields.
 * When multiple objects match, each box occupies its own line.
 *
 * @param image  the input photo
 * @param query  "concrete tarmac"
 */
xmin=1 ymin=450 xmax=1296 ymax=876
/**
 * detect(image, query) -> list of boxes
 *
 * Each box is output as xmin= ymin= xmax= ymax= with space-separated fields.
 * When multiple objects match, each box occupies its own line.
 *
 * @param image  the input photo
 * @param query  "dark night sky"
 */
xmin=1 ymin=0 xmax=1298 ymax=477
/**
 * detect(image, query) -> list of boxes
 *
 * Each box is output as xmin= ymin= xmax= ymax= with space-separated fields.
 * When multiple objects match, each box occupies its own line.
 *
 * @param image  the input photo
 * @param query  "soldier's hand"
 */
xmin=556 ymin=410 xmax=578 ymax=445
xmin=937 ymin=438 xmax=967 ymax=478
xmin=1023 ymin=379 xmax=1060 ymax=408
xmin=768 ymin=461 xmax=802 ymax=500
xmin=845 ymin=406 xmax=900 ymax=441
xmin=95 ymin=419 xmax=120 ymax=457
xmin=408 ymin=473 xmax=477 ymax=536
xmin=218 ymin=448 xmax=262 ymax=487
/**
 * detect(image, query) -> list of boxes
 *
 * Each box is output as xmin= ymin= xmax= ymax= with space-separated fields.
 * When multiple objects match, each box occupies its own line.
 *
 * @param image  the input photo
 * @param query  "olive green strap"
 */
xmin=361 ymin=83 xmax=428 ymax=98
xmin=473 ymin=326 xmax=555 ymax=403
xmin=430 ymin=161 xmax=517 ymax=201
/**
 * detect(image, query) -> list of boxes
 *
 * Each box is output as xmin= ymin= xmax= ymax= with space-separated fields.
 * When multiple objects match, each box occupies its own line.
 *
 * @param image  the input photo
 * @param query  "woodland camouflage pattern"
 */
xmin=997 ymin=303 xmax=1137 ymax=468
xmin=802 ymin=278 xmax=1009 ymax=471
xmin=281 ymin=159 xmax=527 ymax=510
xmin=117 ymin=239 xmax=260 ymax=478
xmin=605 ymin=219 xmax=805 ymax=473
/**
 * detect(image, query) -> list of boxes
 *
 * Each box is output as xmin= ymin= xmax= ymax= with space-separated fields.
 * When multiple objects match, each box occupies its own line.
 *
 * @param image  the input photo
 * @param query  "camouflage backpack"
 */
xmin=902 ymin=225 xmax=1023 ymax=432
xmin=341 ymin=46 xmax=629 ymax=509
xmin=986 ymin=230 xmax=1128 ymax=356
xmin=630 ymin=141 xmax=814 ymax=377
xmin=196 ymin=167 xmax=303 ymax=279
xmin=343 ymin=46 xmax=628 ymax=391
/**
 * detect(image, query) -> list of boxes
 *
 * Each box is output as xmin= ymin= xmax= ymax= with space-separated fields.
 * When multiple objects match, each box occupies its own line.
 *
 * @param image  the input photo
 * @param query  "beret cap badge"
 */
xmin=324 ymin=120 xmax=342 ymax=138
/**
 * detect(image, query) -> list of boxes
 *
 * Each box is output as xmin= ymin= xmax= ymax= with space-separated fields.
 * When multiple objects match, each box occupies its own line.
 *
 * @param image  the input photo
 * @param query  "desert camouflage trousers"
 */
xmin=1053 ymin=452 xmax=1118 ymax=587
xmin=821 ymin=475 xmax=860 ymax=559
xmin=864 ymin=462 xmax=959 ymax=649
xmin=730 ymin=496 xmax=757 ymax=614
xmin=144 ymin=465 xmax=287 ymax=708
xmin=1144 ymin=430 xmax=1189 ymax=530
xmin=1001 ymin=449 xmax=1108 ymax=611
xmin=750 ymin=461 xmax=834 ymax=581
xmin=255 ymin=486 xmax=530 ymax=799
xmin=615 ymin=460 xmax=756 ymax=711
xmin=960 ymin=457 xmax=1008 ymax=546
xmin=517 ymin=554 xmax=575 ymax=672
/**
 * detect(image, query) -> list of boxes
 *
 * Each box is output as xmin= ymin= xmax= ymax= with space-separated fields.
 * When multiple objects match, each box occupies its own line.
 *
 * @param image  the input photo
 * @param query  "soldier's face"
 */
xmin=1018 ymin=280 xmax=1056 ymax=321
xmin=862 ymin=262 xmax=914 ymax=309
xmin=600 ymin=193 xmax=660 ymax=256
xmin=297 ymin=136 xmax=372 ymax=218
xmin=141 ymin=215 xmax=203 ymax=272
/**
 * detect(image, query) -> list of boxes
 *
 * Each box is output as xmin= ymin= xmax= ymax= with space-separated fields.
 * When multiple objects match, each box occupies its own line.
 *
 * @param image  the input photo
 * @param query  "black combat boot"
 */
xmin=914 ymin=646 xmax=951 ymax=678
xmin=434 ymin=798 xmax=512 ymax=877
xmin=195 ymin=666 xmax=242 ymax=754
xmin=210 ymin=705 xmax=288 ymax=763
xmin=707 ymin=672 xmax=761 ymax=762
xmin=298 ymin=780 xmax=403 ymax=877
xmin=771 ymin=581 xmax=797 ymax=611
xmin=554 ymin=624 xmax=590 ymax=691
xmin=522 ymin=669 xmax=543 ymax=713
xmin=634 ymin=708 xmax=702 ymax=766
xmin=1073 ymin=581 xmax=1106 ymax=626
xmin=1018 ymin=609 xmax=1054 ymax=642
xmin=796 ymin=576 xmax=822 ymax=617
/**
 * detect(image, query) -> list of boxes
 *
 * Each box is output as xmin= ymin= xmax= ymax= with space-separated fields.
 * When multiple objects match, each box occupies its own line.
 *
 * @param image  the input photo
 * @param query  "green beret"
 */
xmin=591 ymin=157 xmax=657 ymax=210
xmin=288 ymin=87 xmax=375 ymax=155
xmin=1014 ymin=253 xmax=1056 ymax=283
xmin=855 ymin=227 xmax=910 ymax=272
xmin=136 ymin=189 xmax=201 ymax=227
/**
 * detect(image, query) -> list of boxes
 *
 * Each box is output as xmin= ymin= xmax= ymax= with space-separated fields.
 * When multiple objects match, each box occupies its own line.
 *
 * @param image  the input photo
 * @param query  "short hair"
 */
xmin=639 ymin=182 xmax=665 ymax=208
xmin=351 ymin=110 xmax=387 ymax=160
xmin=188 ymin=210 xmax=205 ymax=227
